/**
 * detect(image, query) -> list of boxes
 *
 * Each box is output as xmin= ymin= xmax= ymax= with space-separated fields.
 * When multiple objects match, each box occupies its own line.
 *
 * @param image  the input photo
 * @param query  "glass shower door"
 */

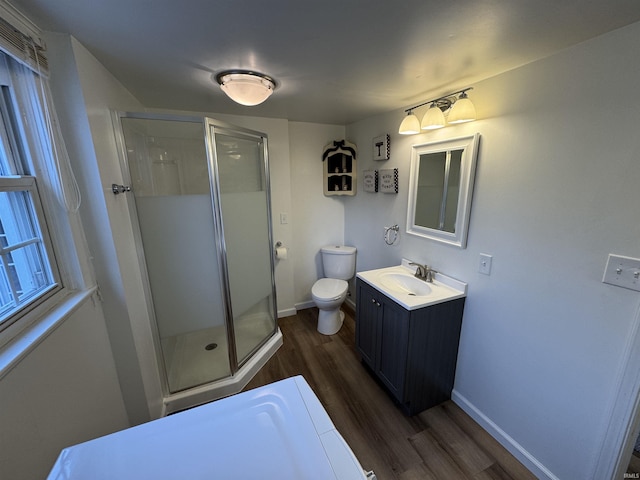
xmin=208 ymin=122 xmax=277 ymax=368
xmin=120 ymin=115 xmax=231 ymax=394
xmin=118 ymin=113 xmax=278 ymax=396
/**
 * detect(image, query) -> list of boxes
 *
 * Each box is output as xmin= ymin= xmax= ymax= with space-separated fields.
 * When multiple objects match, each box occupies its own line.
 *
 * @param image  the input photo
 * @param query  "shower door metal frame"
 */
xmin=204 ymin=117 xmax=279 ymax=374
xmin=111 ymin=111 xmax=278 ymax=395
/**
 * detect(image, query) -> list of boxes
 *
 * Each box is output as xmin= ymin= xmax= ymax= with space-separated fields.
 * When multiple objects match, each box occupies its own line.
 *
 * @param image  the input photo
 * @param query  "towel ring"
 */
xmin=384 ymin=225 xmax=399 ymax=245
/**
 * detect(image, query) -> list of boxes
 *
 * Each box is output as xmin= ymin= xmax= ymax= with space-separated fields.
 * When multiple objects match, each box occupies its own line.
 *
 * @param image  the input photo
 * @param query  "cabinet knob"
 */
xmin=371 ymin=298 xmax=376 ymax=303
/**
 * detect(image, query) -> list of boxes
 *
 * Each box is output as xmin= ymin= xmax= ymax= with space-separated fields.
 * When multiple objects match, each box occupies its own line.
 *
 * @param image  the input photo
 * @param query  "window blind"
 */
xmin=0 ymin=2 xmax=46 ymax=74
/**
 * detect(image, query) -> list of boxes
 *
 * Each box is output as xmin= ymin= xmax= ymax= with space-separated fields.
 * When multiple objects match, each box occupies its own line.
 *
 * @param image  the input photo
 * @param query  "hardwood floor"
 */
xmin=627 ymin=450 xmax=640 ymax=476
xmin=244 ymin=307 xmax=536 ymax=479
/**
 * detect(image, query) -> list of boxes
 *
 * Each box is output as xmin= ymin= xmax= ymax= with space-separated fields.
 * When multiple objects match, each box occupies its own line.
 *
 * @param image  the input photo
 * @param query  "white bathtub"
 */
xmin=48 ymin=375 xmax=372 ymax=479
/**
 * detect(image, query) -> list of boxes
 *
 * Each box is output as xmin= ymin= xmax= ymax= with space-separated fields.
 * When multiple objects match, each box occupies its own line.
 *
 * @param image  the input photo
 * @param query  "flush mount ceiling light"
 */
xmin=215 ymin=70 xmax=276 ymax=106
xmin=399 ymin=87 xmax=476 ymax=135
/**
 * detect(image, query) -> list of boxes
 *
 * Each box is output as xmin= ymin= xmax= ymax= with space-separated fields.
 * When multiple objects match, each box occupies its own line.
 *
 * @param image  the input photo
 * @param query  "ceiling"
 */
xmin=10 ymin=0 xmax=640 ymax=125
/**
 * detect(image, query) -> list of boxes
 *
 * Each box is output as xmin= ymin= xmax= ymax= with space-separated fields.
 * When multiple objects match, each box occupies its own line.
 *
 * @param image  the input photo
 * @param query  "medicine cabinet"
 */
xmin=406 ymin=134 xmax=479 ymax=248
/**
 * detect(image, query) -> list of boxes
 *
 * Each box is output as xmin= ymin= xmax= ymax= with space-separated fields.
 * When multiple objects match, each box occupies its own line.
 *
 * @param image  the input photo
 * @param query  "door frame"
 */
xmin=594 ymin=302 xmax=640 ymax=479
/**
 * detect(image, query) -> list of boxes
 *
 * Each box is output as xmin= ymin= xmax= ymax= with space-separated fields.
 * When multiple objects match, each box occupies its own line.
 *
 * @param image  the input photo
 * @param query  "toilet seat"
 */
xmin=311 ymin=278 xmax=348 ymax=301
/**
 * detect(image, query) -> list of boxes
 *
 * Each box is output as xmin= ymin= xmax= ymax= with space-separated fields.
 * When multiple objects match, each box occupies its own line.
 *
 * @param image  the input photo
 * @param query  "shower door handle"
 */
xmin=112 ymin=184 xmax=131 ymax=195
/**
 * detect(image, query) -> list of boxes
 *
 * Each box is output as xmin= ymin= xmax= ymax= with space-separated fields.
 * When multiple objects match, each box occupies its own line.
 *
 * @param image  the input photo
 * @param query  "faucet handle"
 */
xmin=409 ymin=262 xmax=427 ymax=280
xmin=425 ymin=266 xmax=438 ymax=282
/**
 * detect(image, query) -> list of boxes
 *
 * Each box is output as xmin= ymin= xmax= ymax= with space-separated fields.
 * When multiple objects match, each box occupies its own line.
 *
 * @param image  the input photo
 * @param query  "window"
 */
xmin=0 ymin=63 xmax=61 ymax=332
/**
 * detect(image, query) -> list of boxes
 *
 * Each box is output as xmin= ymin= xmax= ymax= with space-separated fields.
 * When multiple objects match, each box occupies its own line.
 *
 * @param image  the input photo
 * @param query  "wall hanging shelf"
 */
xmin=322 ymin=139 xmax=357 ymax=196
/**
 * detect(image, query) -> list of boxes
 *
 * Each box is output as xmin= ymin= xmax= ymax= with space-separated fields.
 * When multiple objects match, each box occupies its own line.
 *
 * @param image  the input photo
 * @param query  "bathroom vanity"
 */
xmin=355 ymin=261 xmax=466 ymax=415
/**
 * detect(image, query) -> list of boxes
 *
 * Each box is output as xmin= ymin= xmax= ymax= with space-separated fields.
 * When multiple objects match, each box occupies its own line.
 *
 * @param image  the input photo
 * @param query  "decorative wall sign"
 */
xmin=363 ymin=169 xmax=378 ymax=192
xmin=379 ymin=168 xmax=398 ymax=193
xmin=373 ymin=134 xmax=390 ymax=161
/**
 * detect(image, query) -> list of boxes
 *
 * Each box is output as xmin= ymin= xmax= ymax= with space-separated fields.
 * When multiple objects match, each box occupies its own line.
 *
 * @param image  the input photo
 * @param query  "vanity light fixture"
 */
xmin=398 ymin=110 xmax=421 ymax=135
xmin=448 ymin=90 xmax=477 ymax=124
xmin=420 ymin=101 xmax=447 ymax=130
xmin=399 ymin=87 xmax=476 ymax=135
xmin=215 ymin=70 xmax=276 ymax=106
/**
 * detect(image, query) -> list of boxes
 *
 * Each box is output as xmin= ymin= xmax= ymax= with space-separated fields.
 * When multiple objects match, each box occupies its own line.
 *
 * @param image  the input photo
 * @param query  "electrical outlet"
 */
xmin=479 ymin=253 xmax=492 ymax=275
xmin=603 ymin=254 xmax=640 ymax=292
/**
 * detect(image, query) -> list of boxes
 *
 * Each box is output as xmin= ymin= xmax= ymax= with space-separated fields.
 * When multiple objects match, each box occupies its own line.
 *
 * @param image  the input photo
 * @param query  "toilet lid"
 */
xmin=312 ymin=278 xmax=348 ymax=300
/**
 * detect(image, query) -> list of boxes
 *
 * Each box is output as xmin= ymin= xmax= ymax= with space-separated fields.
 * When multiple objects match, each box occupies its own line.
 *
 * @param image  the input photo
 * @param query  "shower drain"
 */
xmin=205 ymin=343 xmax=218 ymax=351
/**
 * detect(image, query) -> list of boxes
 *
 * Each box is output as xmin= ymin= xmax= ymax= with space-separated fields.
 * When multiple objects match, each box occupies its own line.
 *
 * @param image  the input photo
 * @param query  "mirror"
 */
xmin=406 ymin=134 xmax=479 ymax=248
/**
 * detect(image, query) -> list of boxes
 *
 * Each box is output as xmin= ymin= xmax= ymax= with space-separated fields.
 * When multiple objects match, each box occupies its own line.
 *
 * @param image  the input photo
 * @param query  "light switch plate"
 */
xmin=603 ymin=254 xmax=640 ymax=292
xmin=479 ymin=253 xmax=492 ymax=275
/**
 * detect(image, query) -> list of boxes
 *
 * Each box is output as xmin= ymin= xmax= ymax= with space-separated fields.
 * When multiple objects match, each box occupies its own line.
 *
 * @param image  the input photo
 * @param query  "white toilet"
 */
xmin=311 ymin=245 xmax=357 ymax=335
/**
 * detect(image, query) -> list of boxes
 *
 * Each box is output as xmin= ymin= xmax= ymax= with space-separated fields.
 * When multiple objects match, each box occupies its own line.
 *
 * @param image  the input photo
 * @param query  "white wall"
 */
xmin=0 ymin=297 xmax=129 ymax=480
xmin=289 ymin=122 xmax=347 ymax=307
xmin=345 ymin=21 xmax=640 ymax=480
xmin=46 ymin=33 xmax=163 ymax=423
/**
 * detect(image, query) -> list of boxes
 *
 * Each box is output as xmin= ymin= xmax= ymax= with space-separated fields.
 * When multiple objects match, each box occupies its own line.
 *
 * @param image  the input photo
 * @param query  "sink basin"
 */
xmin=378 ymin=272 xmax=432 ymax=296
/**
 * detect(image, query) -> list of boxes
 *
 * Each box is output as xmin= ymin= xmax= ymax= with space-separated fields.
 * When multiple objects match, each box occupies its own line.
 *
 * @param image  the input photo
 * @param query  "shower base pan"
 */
xmin=47 ymin=376 xmax=371 ymax=479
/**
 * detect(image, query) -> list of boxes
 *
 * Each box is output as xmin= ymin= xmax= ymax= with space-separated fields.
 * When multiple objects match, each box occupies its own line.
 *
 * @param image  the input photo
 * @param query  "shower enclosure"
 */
xmin=113 ymin=112 xmax=280 ymax=412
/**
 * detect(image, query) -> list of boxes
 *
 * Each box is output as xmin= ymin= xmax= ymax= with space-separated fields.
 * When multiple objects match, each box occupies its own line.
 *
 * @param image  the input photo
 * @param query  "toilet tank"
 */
xmin=321 ymin=245 xmax=357 ymax=280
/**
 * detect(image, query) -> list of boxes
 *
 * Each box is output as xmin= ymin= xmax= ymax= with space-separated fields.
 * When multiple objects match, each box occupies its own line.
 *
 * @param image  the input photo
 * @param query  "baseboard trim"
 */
xmin=295 ymin=300 xmax=315 ymax=311
xmin=451 ymin=389 xmax=558 ymax=480
xmin=344 ymin=297 xmax=355 ymax=312
xmin=277 ymin=307 xmax=297 ymax=318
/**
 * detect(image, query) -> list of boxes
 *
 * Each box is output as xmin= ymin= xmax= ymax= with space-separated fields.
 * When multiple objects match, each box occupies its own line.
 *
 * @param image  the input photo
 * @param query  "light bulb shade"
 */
xmin=421 ymin=103 xmax=446 ymax=130
xmin=448 ymin=93 xmax=476 ymax=124
xmin=216 ymin=71 xmax=276 ymax=106
xmin=399 ymin=112 xmax=421 ymax=135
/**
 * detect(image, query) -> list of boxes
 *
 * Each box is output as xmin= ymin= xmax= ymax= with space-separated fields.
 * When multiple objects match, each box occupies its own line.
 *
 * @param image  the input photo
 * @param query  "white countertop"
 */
xmin=356 ymin=259 xmax=467 ymax=310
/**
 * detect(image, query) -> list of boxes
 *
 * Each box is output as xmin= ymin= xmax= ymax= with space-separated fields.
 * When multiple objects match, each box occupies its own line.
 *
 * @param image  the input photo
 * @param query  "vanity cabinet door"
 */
xmin=376 ymin=299 xmax=409 ymax=401
xmin=356 ymin=279 xmax=410 ymax=401
xmin=355 ymin=280 xmax=381 ymax=369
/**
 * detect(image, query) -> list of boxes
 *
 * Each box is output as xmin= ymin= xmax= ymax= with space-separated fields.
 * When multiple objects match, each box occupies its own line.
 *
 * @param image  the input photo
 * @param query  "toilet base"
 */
xmin=317 ymin=309 xmax=345 ymax=335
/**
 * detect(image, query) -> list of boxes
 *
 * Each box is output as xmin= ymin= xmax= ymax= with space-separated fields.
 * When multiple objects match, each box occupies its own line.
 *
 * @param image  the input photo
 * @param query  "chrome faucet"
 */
xmin=409 ymin=262 xmax=437 ymax=283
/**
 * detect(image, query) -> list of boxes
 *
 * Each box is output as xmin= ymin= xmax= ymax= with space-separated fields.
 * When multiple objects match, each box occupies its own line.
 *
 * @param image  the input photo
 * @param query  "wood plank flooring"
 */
xmin=627 ymin=450 xmax=640 ymax=475
xmin=244 ymin=307 xmax=536 ymax=479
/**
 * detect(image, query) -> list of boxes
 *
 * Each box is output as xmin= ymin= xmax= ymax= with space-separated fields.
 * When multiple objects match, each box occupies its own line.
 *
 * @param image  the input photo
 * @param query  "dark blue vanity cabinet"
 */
xmin=355 ymin=278 xmax=465 ymax=415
